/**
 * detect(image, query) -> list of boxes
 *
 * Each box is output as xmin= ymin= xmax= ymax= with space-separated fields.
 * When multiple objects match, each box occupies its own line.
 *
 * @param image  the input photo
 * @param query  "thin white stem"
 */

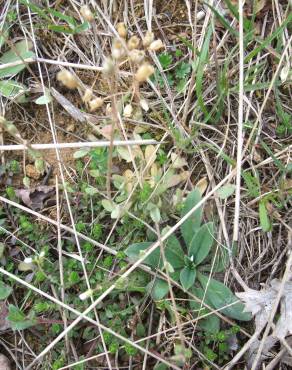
xmin=0 ymin=139 xmax=161 ymax=151
xmin=0 ymin=57 xmax=103 ymax=71
xmin=233 ymin=0 xmax=244 ymax=243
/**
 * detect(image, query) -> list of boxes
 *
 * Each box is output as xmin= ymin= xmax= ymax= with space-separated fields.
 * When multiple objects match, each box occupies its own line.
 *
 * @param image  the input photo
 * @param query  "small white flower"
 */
xmin=24 ymin=257 xmax=33 ymax=264
xmin=39 ymin=250 xmax=45 ymax=258
xmin=79 ymin=289 xmax=93 ymax=301
xmin=189 ymin=255 xmax=194 ymax=262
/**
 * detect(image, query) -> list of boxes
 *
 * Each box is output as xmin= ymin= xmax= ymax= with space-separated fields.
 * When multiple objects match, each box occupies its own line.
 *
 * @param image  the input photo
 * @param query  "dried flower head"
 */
xmin=142 ymin=31 xmax=154 ymax=47
xmin=127 ymin=36 xmax=140 ymax=50
xmin=135 ymin=63 xmax=155 ymax=83
xmin=82 ymin=88 xmax=93 ymax=103
xmin=129 ymin=49 xmax=145 ymax=64
xmin=111 ymin=38 xmax=126 ymax=60
xmin=102 ymin=57 xmax=115 ymax=75
xmin=106 ymin=103 xmax=112 ymax=116
xmin=80 ymin=5 xmax=94 ymax=22
xmin=89 ymin=97 xmax=103 ymax=112
xmin=140 ymin=99 xmax=149 ymax=111
xmin=57 ymin=69 xmax=78 ymax=89
xmin=148 ymin=39 xmax=164 ymax=52
xmin=116 ymin=22 xmax=127 ymax=38
xmin=123 ymin=104 xmax=133 ymax=118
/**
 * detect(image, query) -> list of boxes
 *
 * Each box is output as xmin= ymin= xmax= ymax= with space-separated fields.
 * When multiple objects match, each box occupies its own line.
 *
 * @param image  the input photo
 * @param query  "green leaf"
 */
xmin=0 ymin=281 xmax=12 ymax=300
xmin=101 ymin=199 xmax=115 ymax=212
xmin=148 ymin=278 xmax=169 ymax=301
xmin=47 ymin=8 xmax=77 ymax=28
xmin=190 ymin=287 xmax=220 ymax=333
xmin=195 ymin=25 xmax=213 ymax=123
xmin=0 ymin=23 xmax=9 ymax=50
xmin=245 ymin=13 xmax=292 ymax=63
xmin=85 ymin=186 xmax=98 ymax=196
xmin=158 ymin=53 xmax=173 ymax=69
xmin=7 ymin=304 xmax=36 ymax=330
xmin=0 ymin=40 xmax=35 ymax=78
xmin=150 ymin=206 xmax=161 ymax=223
xmin=154 ymin=363 xmax=169 ymax=370
xmin=216 ymin=184 xmax=236 ymax=199
xmin=0 ymin=80 xmax=27 ymax=101
xmin=0 ymin=242 xmax=4 ymax=258
xmin=35 ymin=92 xmax=52 ymax=105
xmin=197 ymin=273 xmax=251 ymax=321
xmin=242 ymin=171 xmax=260 ymax=198
xmin=175 ymin=62 xmax=191 ymax=79
xmin=164 ymin=234 xmax=185 ymax=269
xmin=125 ymin=242 xmax=161 ymax=269
xmin=180 ymin=188 xmax=203 ymax=247
xmin=204 ymin=2 xmax=238 ymax=37
xmin=199 ymin=314 xmax=220 ymax=333
xmin=259 ymin=201 xmax=271 ymax=232
xmin=180 ymin=267 xmax=196 ymax=291
xmin=73 ymin=148 xmax=89 ymax=159
xmin=189 ymin=222 xmax=214 ymax=265
xmin=176 ymin=79 xmax=187 ymax=93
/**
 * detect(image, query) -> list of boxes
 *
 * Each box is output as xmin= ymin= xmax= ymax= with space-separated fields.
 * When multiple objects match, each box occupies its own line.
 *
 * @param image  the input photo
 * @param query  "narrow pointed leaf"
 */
xmin=180 ymin=188 xmax=202 ymax=247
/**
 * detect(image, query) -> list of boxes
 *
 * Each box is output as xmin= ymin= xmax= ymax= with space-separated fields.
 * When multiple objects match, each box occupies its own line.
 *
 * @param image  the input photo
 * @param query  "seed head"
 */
xmin=129 ymin=49 xmax=145 ymax=64
xmin=142 ymin=31 xmax=154 ymax=47
xmin=102 ymin=57 xmax=115 ymax=75
xmin=57 ymin=69 xmax=78 ymax=89
xmin=123 ymin=104 xmax=133 ymax=118
xmin=89 ymin=97 xmax=103 ymax=112
xmin=111 ymin=38 xmax=126 ymax=60
xmin=116 ymin=22 xmax=127 ymax=38
xmin=80 ymin=5 xmax=94 ymax=22
xmin=127 ymin=36 xmax=140 ymax=50
xmin=135 ymin=63 xmax=155 ymax=83
xmin=148 ymin=39 xmax=164 ymax=51
xmin=82 ymin=88 xmax=93 ymax=103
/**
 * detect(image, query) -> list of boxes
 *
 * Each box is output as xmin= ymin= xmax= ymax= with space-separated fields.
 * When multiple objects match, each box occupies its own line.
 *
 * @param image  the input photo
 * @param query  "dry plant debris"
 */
xmin=0 ymin=0 xmax=291 ymax=369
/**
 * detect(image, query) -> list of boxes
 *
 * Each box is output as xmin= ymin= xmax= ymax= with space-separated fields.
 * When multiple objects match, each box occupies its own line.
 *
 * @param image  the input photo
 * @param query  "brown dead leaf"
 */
xmin=25 ymin=164 xmax=41 ymax=180
xmin=171 ymin=153 xmax=187 ymax=169
xmin=254 ymin=0 xmax=266 ymax=14
xmin=196 ymin=177 xmax=208 ymax=195
xmin=237 ymin=279 xmax=292 ymax=368
xmin=145 ymin=145 xmax=157 ymax=167
xmin=15 ymin=186 xmax=55 ymax=211
xmin=98 ymin=124 xmax=113 ymax=140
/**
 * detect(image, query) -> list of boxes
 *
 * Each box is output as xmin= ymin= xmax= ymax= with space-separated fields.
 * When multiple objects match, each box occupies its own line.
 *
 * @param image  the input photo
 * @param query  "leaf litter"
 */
xmin=236 ymin=277 xmax=292 ymax=368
